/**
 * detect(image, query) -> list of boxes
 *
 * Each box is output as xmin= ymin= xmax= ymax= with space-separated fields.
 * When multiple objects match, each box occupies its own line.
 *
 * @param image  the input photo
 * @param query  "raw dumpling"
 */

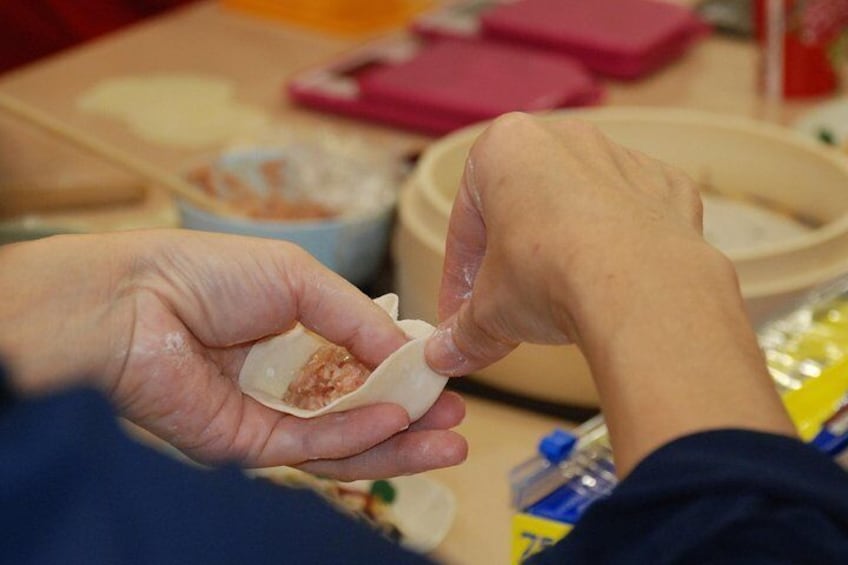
xmin=238 ymin=294 xmax=449 ymax=421
xmin=282 ymin=344 xmax=372 ymax=410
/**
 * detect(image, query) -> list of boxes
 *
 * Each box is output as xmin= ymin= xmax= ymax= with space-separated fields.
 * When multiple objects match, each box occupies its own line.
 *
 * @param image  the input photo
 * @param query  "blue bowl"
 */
xmin=178 ymin=200 xmax=394 ymax=287
xmin=179 ymin=146 xmax=398 ymax=286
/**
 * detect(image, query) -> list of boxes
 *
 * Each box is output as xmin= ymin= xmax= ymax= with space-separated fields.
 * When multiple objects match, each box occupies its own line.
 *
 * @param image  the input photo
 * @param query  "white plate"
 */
xmin=793 ymin=97 xmax=848 ymax=147
xmin=250 ymin=467 xmax=456 ymax=553
xmin=348 ymin=474 xmax=457 ymax=553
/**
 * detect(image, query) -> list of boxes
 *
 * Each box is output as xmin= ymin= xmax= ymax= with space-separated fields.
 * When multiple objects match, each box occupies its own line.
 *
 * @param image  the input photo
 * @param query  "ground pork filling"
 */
xmin=282 ymin=344 xmax=373 ymax=410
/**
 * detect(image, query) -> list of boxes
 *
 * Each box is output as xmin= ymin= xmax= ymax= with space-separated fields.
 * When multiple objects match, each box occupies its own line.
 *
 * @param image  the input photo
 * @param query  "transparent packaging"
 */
xmin=512 ymin=273 xmax=848 ymax=519
xmin=510 ymin=415 xmax=614 ymax=513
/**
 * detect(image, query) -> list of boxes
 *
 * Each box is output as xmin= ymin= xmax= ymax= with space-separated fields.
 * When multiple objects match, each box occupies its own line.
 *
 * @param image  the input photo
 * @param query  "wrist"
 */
xmin=0 ymin=235 xmax=133 ymax=395
xmin=558 ymin=239 xmax=747 ymax=359
xmin=556 ymin=240 xmax=795 ymax=474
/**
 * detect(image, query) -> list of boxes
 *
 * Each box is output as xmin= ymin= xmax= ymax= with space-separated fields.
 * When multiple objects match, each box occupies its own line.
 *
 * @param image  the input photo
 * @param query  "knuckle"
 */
xmin=483 ymin=112 xmax=542 ymax=144
xmin=493 ymin=111 xmax=535 ymax=130
xmin=629 ymin=147 xmax=660 ymax=167
xmin=472 ymin=113 xmax=552 ymax=170
xmin=663 ymin=166 xmax=704 ymax=224
xmin=677 ymin=172 xmax=702 ymax=200
xmin=279 ymin=241 xmax=311 ymax=265
xmin=689 ymin=192 xmax=705 ymax=225
xmin=557 ymin=116 xmax=603 ymax=138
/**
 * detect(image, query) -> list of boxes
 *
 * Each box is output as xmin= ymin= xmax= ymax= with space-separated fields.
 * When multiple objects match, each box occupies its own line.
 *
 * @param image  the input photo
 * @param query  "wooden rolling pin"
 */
xmin=0 ymin=92 xmax=233 ymax=216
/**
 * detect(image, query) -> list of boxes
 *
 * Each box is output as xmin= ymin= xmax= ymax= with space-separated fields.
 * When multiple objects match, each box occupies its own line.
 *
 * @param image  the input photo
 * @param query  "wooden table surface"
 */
xmin=0 ymin=2 xmax=832 ymax=564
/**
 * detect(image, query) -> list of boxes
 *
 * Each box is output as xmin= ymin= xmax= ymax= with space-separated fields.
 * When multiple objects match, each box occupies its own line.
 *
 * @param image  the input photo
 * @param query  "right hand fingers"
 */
xmin=437 ymin=161 xmax=487 ymax=322
xmin=425 ymin=302 xmax=519 ymax=376
xmin=425 ymin=113 xmax=704 ymax=376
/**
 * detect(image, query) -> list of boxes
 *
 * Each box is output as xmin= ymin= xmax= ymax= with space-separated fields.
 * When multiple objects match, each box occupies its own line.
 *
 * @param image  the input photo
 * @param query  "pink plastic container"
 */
xmin=288 ymin=37 xmax=602 ymax=135
xmin=479 ymin=0 xmax=710 ymax=79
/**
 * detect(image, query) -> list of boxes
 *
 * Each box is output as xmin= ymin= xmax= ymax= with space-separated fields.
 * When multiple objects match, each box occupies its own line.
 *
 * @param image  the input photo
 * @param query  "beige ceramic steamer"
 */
xmin=394 ymin=108 xmax=848 ymax=406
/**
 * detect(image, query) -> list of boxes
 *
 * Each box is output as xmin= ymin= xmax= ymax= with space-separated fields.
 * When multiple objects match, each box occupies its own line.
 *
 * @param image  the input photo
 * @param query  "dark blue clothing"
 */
xmin=0 ymin=365 xmax=428 ymax=565
xmin=2 ymin=364 xmax=847 ymax=564
xmin=529 ymin=430 xmax=848 ymax=564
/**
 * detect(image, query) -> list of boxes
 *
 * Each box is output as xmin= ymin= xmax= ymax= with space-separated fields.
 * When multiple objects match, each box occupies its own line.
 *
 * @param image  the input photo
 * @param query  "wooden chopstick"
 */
xmin=0 ymin=180 xmax=147 ymax=218
xmin=0 ymin=92 xmax=233 ymax=216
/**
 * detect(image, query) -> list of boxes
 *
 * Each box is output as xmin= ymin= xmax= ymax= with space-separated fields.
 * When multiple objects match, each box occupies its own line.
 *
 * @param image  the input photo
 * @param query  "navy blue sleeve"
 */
xmin=529 ymin=429 xmax=848 ymax=564
xmin=0 ymin=365 xmax=430 ymax=565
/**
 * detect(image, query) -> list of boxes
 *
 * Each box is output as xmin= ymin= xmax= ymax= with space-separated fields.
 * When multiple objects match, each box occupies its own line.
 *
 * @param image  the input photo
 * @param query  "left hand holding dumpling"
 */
xmin=0 ymin=230 xmax=467 ymax=479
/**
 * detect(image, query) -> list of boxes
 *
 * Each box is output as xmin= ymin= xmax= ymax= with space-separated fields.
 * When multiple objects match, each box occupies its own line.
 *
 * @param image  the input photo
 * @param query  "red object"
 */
xmin=753 ymin=0 xmax=846 ymax=98
xmin=478 ymin=0 xmax=710 ymax=79
xmin=0 ymin=0 xmax=196 ymax=74
xmin=288 ymin=38 xmax=602 ymax=135
xmin=359 ymin=39 xmax=600 ymax=122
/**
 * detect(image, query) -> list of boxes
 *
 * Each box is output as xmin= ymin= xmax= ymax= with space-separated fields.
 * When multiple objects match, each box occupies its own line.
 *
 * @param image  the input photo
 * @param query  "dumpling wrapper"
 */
xmin=238 ymin=294 xmax=449 ymax=421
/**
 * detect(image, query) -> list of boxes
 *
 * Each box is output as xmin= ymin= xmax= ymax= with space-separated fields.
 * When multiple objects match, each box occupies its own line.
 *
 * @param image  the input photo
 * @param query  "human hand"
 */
xmin=0 ymin=231 xmax=466 ymax=479
xmin=425 ymin=112 xmax=707 ymax=375
xmin=423 ymin=113 xmax=793 ymax=475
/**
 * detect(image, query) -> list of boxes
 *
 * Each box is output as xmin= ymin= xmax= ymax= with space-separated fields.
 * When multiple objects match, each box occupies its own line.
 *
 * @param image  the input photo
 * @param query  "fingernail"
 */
xmin=426 ymin=326 xmax=468 ymax=375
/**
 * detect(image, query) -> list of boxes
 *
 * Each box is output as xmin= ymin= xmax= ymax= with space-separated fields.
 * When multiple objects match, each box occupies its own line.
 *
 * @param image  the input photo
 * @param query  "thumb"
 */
xmin=424 ymin=301 xmax=518 ymax=377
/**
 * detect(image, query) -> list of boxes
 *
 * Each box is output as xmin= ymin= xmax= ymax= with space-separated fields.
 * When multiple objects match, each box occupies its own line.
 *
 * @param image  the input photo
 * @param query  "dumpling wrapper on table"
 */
xmin=238 ymin=294 xmax=449 ymax=421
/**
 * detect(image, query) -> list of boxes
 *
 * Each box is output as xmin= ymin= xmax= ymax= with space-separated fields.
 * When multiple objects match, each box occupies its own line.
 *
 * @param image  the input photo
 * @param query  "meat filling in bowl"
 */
xmin=282 ymin=344 xmax=372 ymax=410
xmin=187 ymin=158 xmax=337 ymax=221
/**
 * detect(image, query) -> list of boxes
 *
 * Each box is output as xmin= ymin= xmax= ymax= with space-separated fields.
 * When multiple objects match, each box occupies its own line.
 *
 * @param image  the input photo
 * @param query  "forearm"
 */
xmin=0 ymin=234 xmax=131 ymax=394
xmin=565 ymin=241 xmax=796 ymax=476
